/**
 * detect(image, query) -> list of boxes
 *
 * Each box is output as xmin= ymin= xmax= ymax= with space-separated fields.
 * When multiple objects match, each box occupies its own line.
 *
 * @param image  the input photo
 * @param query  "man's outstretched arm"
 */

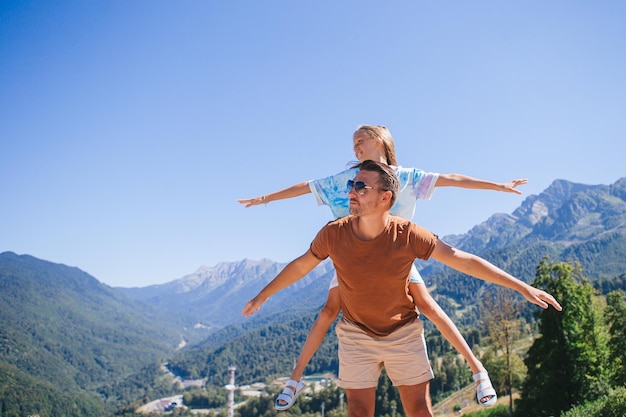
xmin=241 ymin=249 xmax=322 ymax=317
xmin=430 ymin=239 xmax=562 ymax=311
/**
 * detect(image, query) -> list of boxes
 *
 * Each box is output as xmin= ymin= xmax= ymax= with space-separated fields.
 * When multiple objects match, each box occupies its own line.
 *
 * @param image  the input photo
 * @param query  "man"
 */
xmin=242 ymin=160 xmax=562 ymax=417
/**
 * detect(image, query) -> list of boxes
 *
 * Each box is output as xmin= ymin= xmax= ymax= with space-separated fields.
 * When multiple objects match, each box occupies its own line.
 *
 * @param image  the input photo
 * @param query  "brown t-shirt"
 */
xmin=310 ymin=215 xmax=438 ymax=337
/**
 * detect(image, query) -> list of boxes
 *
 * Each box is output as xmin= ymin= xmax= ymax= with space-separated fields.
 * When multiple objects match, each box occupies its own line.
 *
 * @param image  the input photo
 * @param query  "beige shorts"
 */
xmin=336 ymin=317 xmax=434 ymax=389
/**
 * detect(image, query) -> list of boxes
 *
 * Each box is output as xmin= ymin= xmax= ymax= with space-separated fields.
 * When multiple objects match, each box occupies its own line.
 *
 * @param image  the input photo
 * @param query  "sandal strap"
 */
xmin=277 ymin=389 xmax=296 ymax=402
xmin=285 ymin=379 xmax=300 ymax=390
xmin=477 ymin=381 xmax=496 ymax=397
xmin=473 ymin=371 xmax=489 ymax=382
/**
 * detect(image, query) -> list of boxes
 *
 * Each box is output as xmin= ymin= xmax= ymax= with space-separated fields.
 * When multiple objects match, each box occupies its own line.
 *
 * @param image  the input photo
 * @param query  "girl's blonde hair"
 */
xmin=354 ymin=125 xmax=398 ymax=166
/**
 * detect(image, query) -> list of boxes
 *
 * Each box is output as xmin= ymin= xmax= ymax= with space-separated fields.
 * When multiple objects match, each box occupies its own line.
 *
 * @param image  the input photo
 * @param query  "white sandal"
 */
xmin=473 ymin=371 xmax=497 ymax=407
xmin=274 ymin=379 xmax=305 ymax=411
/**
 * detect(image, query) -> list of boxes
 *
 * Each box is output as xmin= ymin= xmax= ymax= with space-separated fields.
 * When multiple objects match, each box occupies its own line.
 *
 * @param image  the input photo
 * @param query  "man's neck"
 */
xmin=352 ymin=212 xmax=391 ymax=241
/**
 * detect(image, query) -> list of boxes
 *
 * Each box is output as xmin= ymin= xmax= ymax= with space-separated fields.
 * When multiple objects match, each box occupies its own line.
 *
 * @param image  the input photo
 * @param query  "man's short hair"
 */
xmin=358 ymin=160 xmax=399 ymax=208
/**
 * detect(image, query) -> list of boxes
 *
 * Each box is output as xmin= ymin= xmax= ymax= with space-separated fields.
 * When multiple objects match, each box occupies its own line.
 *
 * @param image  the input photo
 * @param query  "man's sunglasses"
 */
xmin=346 ymin=179 xmax=386 ymax=195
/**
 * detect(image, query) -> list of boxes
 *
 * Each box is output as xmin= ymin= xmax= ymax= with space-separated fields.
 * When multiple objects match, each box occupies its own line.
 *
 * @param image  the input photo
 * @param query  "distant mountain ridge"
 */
xmin=420 ymin=177 xmax=626 ymax=313
xmin=445 ymin=178 xmax=626 ymax=253
xmin=118 ymin=257 xmax=336 ymax=331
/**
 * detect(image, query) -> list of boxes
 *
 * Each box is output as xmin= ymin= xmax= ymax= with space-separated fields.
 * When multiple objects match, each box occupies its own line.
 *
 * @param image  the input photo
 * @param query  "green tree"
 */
xmin=561 ymin=386 xmax=626 ymax=417
xmin=481 ymin=286 xmax=524 ymax=416
xmin=605 ymin=290 xmax=626 ymax=386
xmin=480 ymin=349 xmax=526 ymax=402
xmin=516 ymin=260 xmax=611 ymax=417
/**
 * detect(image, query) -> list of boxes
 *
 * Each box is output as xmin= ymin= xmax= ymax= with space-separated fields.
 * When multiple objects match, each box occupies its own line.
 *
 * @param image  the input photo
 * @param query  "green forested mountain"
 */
xmin=0 ymin=252 xmax=183 ymax=415
xmin=1 ymin=177 xmax=626 ymax=415
xmin=0 ymin=361 xmax=103 ymax=417
xmin=419 ymin=178 xmax=626 ymax=325
xmin=169 ymin=312 xmax=336 ymax=383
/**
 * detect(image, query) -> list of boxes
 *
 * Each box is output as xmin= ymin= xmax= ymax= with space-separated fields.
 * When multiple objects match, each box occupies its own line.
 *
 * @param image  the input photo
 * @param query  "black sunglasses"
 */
xmin=346 ymin=179 xmax=386 ymax=195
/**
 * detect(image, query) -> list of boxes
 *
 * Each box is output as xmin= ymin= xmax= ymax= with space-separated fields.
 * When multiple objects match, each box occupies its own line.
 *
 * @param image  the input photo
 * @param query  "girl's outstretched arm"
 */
xmin=436 ymin=174 xmax=527 ymax=195
xmin=238 ymin=181 xmax=311 ymax=207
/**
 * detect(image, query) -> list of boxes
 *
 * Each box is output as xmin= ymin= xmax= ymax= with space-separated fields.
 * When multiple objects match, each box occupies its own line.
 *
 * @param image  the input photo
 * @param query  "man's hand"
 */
xmin=242 ymin=295 xmax=268 ymax=317
xmin=522 ymin=286 xmax=562 ymax=311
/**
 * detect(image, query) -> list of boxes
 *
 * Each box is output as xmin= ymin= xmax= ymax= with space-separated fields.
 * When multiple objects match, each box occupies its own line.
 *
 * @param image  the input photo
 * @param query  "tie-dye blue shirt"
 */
xmin=308 ymin=166 xmax=439 ymax=220
xmin=308 ymin=166 xmax=439 ymax=287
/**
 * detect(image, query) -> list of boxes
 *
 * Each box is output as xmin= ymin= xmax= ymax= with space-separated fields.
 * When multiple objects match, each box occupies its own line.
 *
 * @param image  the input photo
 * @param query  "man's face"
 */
xmin=348 ymin=170 xmax=385 ymax=216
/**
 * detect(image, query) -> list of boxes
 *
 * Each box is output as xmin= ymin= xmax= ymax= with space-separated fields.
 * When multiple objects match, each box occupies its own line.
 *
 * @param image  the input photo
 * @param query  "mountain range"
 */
xmin=1 ymin=177 xmax=625 ymax=415
xmin=119 ymin=177 xmax=626 ymax=331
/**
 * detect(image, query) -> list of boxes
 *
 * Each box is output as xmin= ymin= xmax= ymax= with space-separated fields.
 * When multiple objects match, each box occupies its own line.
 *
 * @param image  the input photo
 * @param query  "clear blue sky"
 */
xmin=1 ymin=1 xmax=624 ymax=288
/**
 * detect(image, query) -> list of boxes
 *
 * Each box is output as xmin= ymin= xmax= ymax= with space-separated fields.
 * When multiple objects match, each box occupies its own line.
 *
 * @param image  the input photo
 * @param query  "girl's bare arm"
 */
xmin=238 ymin=181 xmax=311 ymax=207
xmin=436 ymin=174 xmax=527 ymax=195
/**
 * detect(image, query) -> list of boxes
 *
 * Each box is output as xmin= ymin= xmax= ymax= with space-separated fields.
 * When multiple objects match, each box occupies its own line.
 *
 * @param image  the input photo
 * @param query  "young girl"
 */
xmin=239 ymin=125 xmax=527 ymax=410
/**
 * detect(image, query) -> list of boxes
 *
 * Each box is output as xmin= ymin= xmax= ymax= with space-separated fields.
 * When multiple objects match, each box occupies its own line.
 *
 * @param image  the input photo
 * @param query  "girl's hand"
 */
xmin=501 ymin=179 xmax=528 ymax=194
xmin=238 ymin=195 xmax=266 ymax=208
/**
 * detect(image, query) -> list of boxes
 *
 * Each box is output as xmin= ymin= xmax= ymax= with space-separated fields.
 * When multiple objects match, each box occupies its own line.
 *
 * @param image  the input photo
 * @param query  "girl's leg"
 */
xmin=408 ymin=283 xmax=495 ymax=404
xmin=277 ymin=288 xmax=341 ymax=407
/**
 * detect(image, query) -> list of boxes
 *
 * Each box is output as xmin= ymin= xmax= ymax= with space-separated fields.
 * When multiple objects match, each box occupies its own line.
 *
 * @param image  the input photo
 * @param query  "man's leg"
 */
xmin=345 ymin=387 xmax=376 ymax=417
xmin=336 ymin=318 xmax=380 ymax=417
xmin=397 ymin=381 xmax=433 ymax=417
xmin=382 ymin=319 xmax=433 ymax=417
